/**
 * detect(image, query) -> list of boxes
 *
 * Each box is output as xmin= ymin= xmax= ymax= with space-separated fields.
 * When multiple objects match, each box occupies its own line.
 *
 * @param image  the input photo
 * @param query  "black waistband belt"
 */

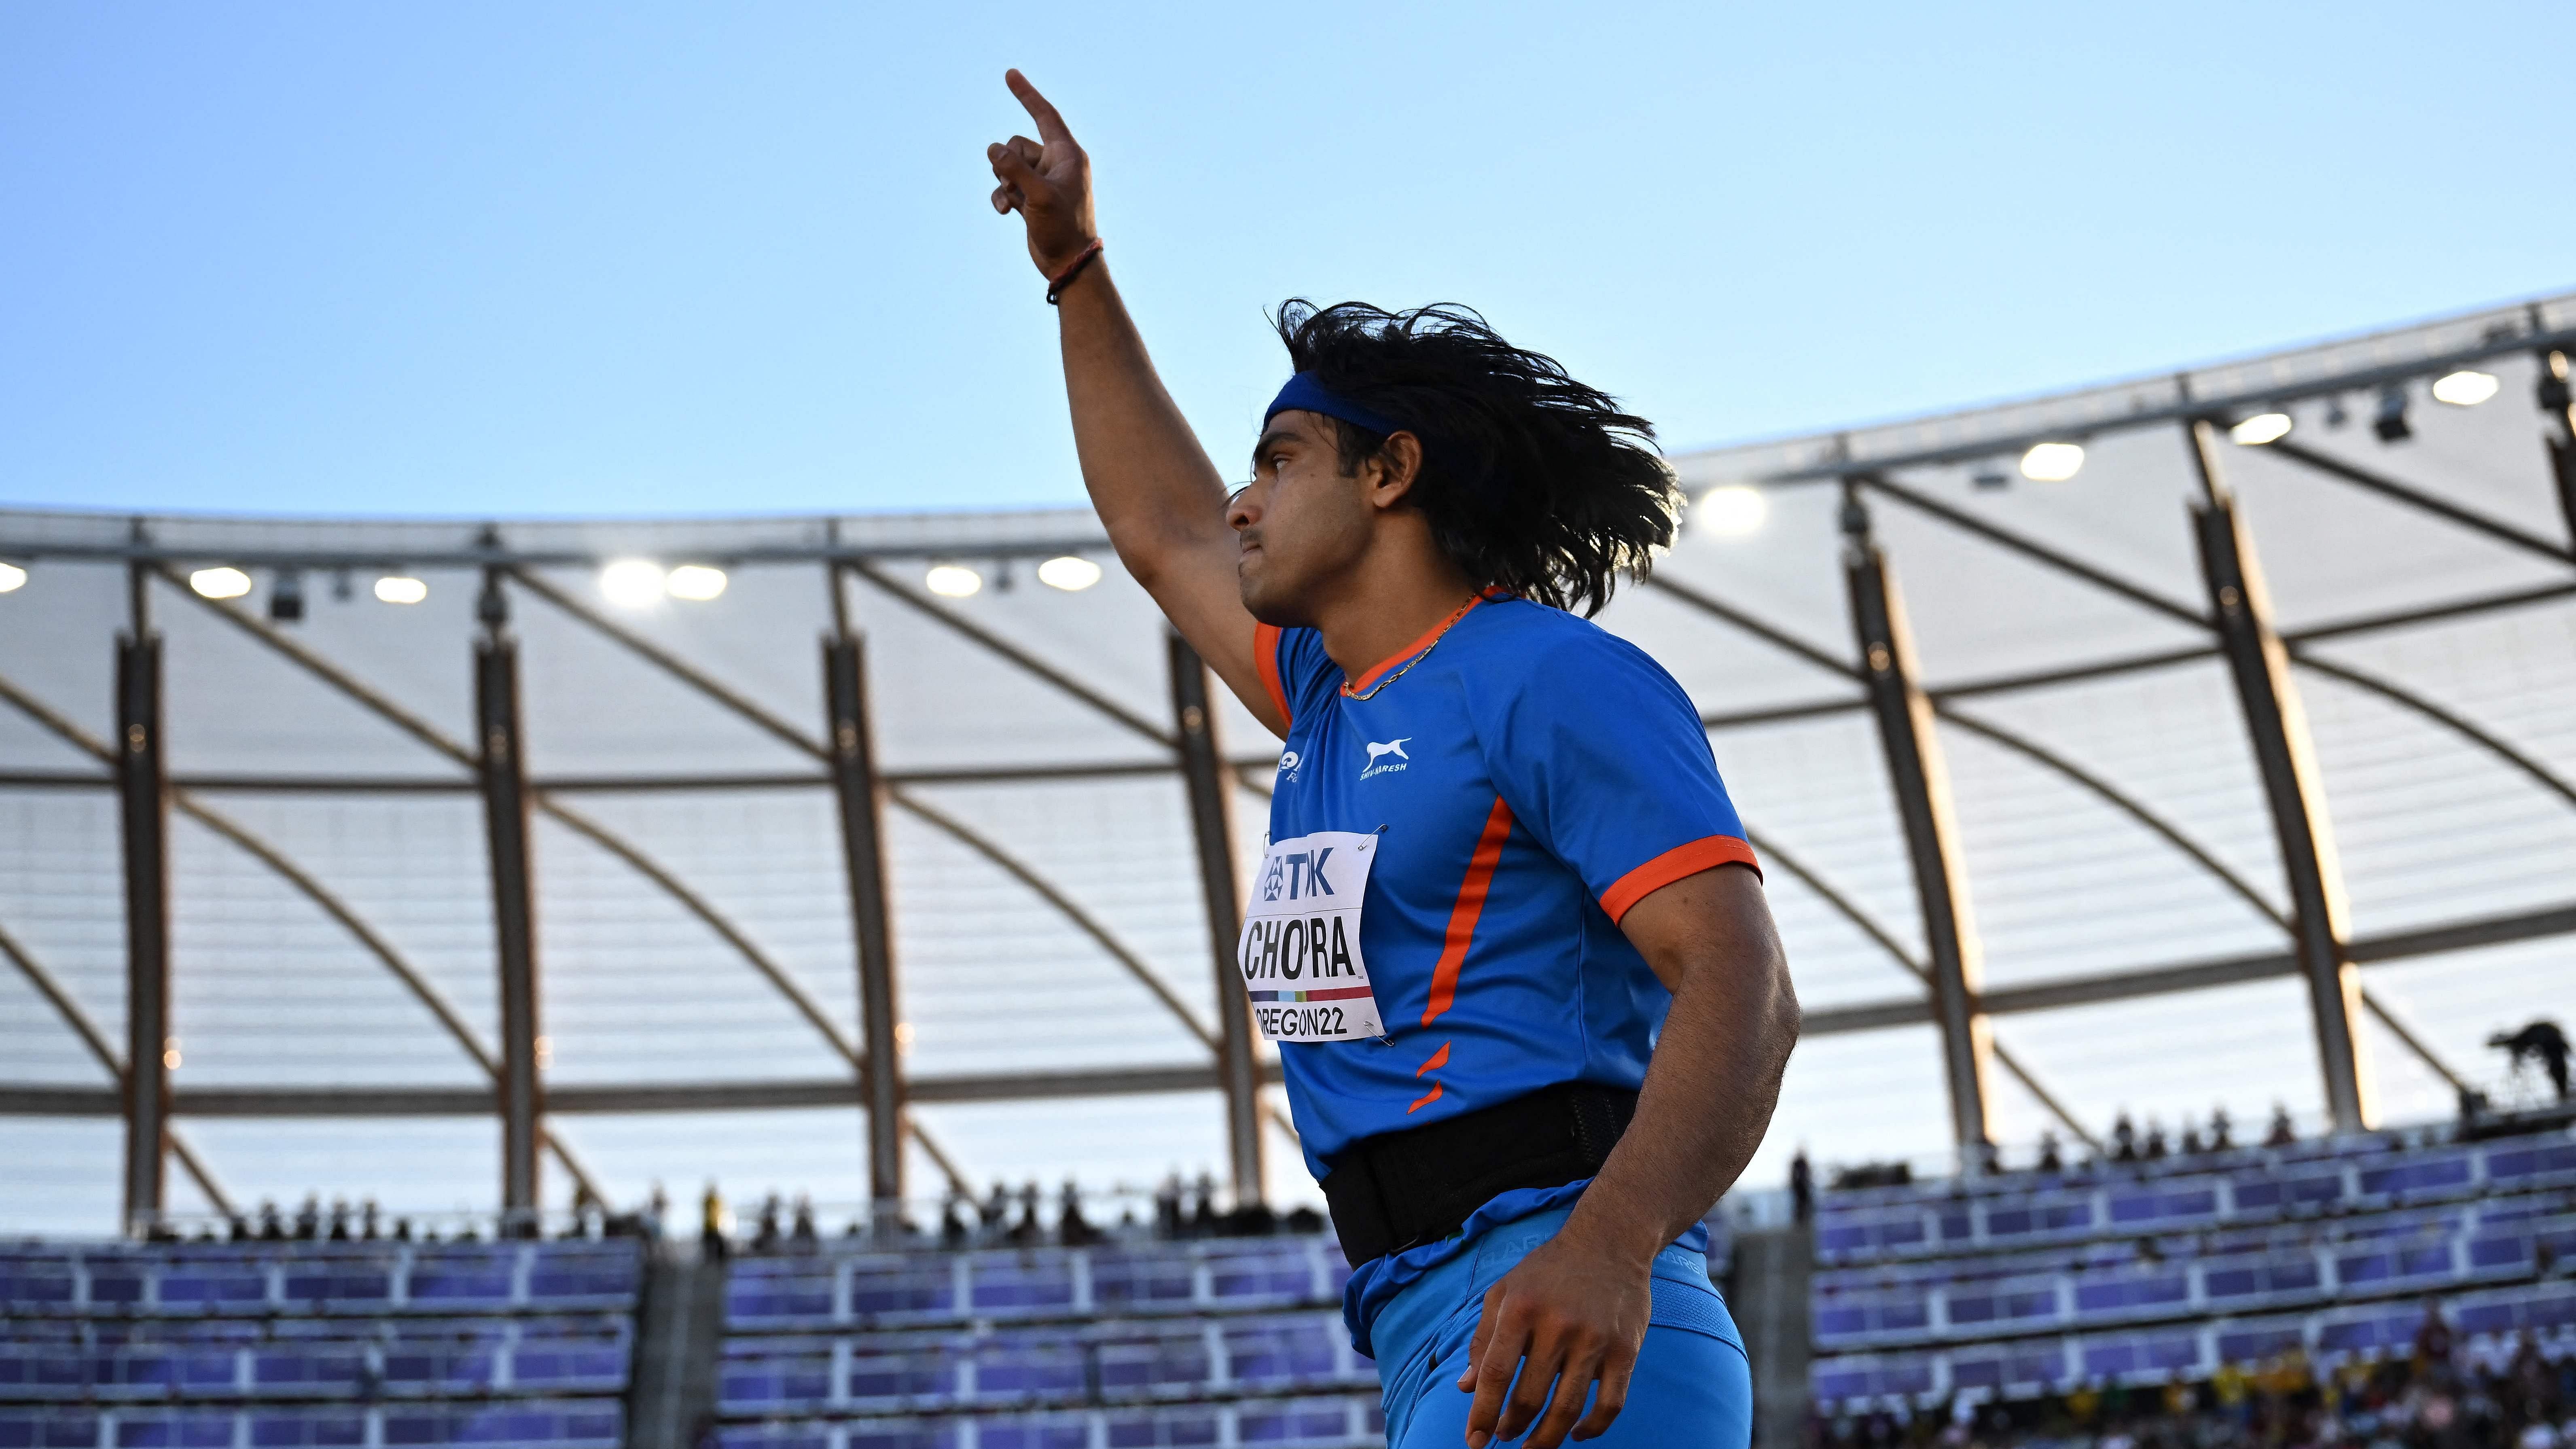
xmin=1320 ymin=1082 xmax=1638 ymax=1269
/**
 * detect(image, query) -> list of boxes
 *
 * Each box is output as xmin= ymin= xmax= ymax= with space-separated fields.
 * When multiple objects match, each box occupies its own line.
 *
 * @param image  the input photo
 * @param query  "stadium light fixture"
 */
xmin=374 ymin=575 xmax=429 ymax=605
xmin=2019 ymin=443 xmax=2085 ymax=482
xmin=0 ymin=561 xmax=25 ymax=594
xmin=2373 ymin=386 xmax=2412 ymax=442
xmin=189 ymin=567 xmax=253 ymax=600
xmin=665 ymin=564 xmax=728 ymax=601
xmin=2229 ymin=412 xmax=2294 ymax=446
xmin=600 ymin=559 xmax=668 ymax=608
xmin=1694 ymin=485 xmax=1769 ymax=537
xmin=1037 ymin=555 xmax=1103 ymax=591
xmin=269 ymin=569 xmax=307 ymax=623
xmin=2430 ymin=369 xmax=2500 ymax=407
xmin=924 ymin=564 xmax=983 ymax=598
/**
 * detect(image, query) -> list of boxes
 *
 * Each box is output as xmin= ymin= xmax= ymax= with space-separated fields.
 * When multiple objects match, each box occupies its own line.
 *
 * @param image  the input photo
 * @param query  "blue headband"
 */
xmin=1264 ymin=372 xmax=1413 ymax=442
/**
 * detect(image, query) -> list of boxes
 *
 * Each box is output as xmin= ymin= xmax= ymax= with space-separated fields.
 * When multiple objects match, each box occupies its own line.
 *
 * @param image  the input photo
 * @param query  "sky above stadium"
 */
xmin=3 ymin=1 xmax=2571 ymax=521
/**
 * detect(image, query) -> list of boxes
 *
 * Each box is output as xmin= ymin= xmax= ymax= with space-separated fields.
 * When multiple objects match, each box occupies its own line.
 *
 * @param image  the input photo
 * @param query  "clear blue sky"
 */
xmin=4 ymin=1 xmax=2569 ymax=520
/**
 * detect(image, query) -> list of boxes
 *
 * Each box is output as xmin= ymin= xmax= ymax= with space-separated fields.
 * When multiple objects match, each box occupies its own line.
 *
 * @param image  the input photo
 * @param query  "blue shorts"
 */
xmin=1368 ymin=1206 xmax=1752 ymax=1448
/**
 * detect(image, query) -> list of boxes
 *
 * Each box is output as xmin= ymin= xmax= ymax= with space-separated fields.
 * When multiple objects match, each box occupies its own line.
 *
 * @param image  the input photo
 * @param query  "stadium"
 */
xmin=4 ymin=289 xmax=2573 ymax=1449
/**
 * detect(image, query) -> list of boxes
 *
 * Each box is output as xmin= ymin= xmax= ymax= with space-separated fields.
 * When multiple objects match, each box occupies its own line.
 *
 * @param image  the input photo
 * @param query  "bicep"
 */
xmin=1121 ymin=527 xmax=1288 ymax=739
xmin=1616 ymin=863 xmax=1782 ymax=996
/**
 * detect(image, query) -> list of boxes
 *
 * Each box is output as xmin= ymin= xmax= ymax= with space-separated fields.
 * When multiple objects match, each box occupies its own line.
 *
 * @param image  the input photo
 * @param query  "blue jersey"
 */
xmin=1252 ymin=593 xmax=1758 ymax=1179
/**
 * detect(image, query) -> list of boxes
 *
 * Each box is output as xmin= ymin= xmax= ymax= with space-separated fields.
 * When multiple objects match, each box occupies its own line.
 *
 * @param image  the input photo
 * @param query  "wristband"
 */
xmin=1045 ymin=238 xmax=1104 ymax=305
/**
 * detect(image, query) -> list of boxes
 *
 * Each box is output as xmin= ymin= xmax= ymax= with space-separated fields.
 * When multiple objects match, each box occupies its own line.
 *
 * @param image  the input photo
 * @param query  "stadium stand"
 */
xmin=1805 ymin=1116 xmax=2576 ymax=1426
xmin=713 ymin=1229 xmax=1378 ymax=1449
xmin=0 ymin=1237 xmax=641 ymax=1449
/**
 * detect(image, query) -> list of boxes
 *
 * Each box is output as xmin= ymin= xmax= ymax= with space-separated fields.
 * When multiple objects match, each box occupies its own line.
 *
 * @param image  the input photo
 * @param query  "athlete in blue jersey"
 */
xmin=988 ymin=72 xmax=1799 ymax=1449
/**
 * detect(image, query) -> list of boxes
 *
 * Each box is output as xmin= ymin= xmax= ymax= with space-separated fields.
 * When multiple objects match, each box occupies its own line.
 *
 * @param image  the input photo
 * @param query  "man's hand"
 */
xmin=1454 ymin=1227 xmax=1652 ymax=1447
xmin=986 ymin=70 xmax=1095 ymax=277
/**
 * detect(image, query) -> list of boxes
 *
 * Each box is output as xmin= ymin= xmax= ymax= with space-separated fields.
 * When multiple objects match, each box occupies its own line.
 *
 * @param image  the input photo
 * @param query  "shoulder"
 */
xmin=1455 ymin=599 xmax=1694 ymax=708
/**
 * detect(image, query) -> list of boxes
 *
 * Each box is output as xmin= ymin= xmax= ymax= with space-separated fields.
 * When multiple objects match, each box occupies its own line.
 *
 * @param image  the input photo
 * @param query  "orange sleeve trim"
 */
xmin=1252 ymin=621 xmax=1291 ymax=730
xmin=1599 ymin=836 xmax=1761 ymax=924
xmin=1421 ymin=797 xmax=1515 ymax=1026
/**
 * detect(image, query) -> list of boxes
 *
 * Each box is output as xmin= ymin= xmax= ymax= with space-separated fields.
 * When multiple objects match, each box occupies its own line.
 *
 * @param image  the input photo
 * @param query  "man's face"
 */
xmin=1228 ymin=410 xmax=1375 ymax=626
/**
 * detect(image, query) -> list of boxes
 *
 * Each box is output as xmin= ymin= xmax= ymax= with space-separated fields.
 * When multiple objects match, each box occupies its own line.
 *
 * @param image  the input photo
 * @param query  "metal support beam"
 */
xmin=114 ymin=600 xmax=172 ymax=1237
xmin=1840 ymin=486 xmax=1995 ymax=1162
xmin=474 ymin=578 xmax=545 ymax=1229
xmin=2184 ymin=420 xmax=2374 ymax=1133
xmin=822 ymin=607 xmax=907 ymax=1224
xmin=2539 ymin=347 xmax=2576 ymax=546
xmin=1169 ymin=632 xmax=1264 ymax=1209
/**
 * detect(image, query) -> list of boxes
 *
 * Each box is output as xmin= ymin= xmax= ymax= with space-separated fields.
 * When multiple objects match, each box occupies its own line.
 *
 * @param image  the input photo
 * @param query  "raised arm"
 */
xmin=986 ymin=71 xmax=1284 ymax=737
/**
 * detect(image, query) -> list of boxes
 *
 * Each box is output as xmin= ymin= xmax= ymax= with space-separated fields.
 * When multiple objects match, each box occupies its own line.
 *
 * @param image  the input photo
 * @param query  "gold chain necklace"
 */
xmin=1341 ymin=594 xmax=1483 ymax=702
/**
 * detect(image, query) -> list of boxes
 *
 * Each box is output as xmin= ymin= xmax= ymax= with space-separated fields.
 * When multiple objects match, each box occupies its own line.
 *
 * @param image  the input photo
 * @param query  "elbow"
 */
xmin=1768 ymin=960 xmax=1802 ymax=1064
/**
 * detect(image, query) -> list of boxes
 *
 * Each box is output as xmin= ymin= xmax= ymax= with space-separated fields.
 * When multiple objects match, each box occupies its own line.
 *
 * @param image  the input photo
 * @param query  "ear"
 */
xmin=1359 ymin=432 xmax=1426 ymax=511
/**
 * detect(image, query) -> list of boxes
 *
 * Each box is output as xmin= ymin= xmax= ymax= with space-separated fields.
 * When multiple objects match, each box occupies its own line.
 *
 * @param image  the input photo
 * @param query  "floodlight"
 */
xmin=600 ymin=559 xmax=667 ymax=608
xmin=2019 ymin=443 xmax=2085 ymax=482
xmin=2229 ymin=413 xmax=2294 ymax=446
xmin=665 ymin=564 xmax=728 ymax=601
xmin=1694 ymin=485 xmax=1769 ymax=537
xmin=190 ymin=567 xmax=252 ymax=600
xmin=2430 ymin=369 xmax=2499 ymax=407
xmin=269 ymin=570 xmax=307 ymax=623
xmin=0 ymin=562 xmax=25 ymax=594
xmin=2373 ymin=386 xmax=2411 ymax=443
xmin=1037 ymin=555 xmax=1103 ymax=591
xmin=924 ymin=564 xmax=983 ymax=598
xmin=374 ymin=576 xmax=429 ymax=605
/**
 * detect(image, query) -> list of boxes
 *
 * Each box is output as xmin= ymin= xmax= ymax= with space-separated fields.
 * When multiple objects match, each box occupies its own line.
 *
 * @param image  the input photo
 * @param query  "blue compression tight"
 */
xmin=1369 ymin=1207 xmax=1752 ymax=1449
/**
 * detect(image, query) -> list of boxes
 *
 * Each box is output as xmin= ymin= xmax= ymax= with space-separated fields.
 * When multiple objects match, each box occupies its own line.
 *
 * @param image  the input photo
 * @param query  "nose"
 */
xmin=1227 ymin=483 xmax=1258 ymax=532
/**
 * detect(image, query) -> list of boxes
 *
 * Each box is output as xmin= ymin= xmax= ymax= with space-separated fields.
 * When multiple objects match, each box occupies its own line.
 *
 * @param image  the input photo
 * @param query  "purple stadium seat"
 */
xmin=970 ymin=1254 xmax=1076 ymax=1316
xmin=1095 ymin=1327 xmax=1213 ymax=1395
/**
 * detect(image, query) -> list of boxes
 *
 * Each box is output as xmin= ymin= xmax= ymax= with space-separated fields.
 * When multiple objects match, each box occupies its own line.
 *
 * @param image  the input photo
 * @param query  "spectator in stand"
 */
xmin=2266 ymin=1101 xmax=2297 ymax=1146
xmin=1188 ymin=1171 xmax=1218 ymax=1237
xmin=1009 ymin=1181 xmax=1044 ymax=1246
xmin=700 ymin=1184 xmax=729 ymax=1259
xmin=2181 ymin=1117 xmax=2205 ymax=1154
xmin=979 ymin=1181 xmax=1011 ymax=1241
xmin=2143 ymin=1120 xmax=2169 ymax=1160
xmin=2036 ymin=1130 xmax=2062 ymax=1174
xmin=940 ymin=1188 xmax=970 ymax=1249
xmin=1057 ymin=1179 xmax=1095 ymax=1246
xmin=295 ymin=1194 xmax=322 ymax=1239
xmin=2212 ymin=1359 xmax=2252 ymax=1429
xmin=790 ymin=1195 xmax=818 ymax=1250
xmin=2490 ymin=1019 xmax=2571 ymax=1100
xmin=2111 ymin=1112 xmax=2138 ymax=1163
xmin=2412 ymin=1298 xmax=2455 ymax=1384
xmin=1152 ymin=1174 xmax=1183 ymax=1240
xmin=2209 ymin=1104 xmax=2234 ymax=1151
xmin=1790 ymin=1148 xmax=1813 ymax=1223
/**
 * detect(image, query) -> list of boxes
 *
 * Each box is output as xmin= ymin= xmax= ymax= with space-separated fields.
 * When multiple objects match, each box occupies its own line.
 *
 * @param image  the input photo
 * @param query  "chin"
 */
xmin=1237 ymin=574 xmax=1311 ymax=630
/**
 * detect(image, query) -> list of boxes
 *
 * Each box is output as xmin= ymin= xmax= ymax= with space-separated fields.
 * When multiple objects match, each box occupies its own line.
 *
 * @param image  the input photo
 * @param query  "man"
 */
xmin=986 ymin=71 xmax=1798 ymax=1449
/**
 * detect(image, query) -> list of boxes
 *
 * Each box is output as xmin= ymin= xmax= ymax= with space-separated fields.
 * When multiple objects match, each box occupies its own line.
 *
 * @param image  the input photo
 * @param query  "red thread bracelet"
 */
xmin=1046 ymin=238 xmax=1104 ymax=305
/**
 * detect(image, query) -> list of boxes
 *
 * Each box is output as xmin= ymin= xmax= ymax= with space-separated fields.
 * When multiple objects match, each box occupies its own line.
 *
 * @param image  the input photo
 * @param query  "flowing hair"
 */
xmin=1272 ymin=299 xmax=1679 ymax=616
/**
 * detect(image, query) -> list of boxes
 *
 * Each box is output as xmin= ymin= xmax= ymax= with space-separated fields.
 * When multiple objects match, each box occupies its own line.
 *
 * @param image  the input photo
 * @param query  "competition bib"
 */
xmin=1238 ymin=830 xmax=1384 ymax=1043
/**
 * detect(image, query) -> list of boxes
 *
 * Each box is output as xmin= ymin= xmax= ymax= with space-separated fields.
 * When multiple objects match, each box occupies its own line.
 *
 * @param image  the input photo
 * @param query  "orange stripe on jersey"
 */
xmin=1420 ymin=797 xmax=1514 ymax=1026
xmin=1598 ymin=835 xmax=1762 ymax=924
xmin=1252 ymin=621 xmax=1291 ymax=729
xmin=1406 ymin=1083 xmax=1444 ymax=1114
xmin=1415 ymin=1041 xmax=1450 ymax=1076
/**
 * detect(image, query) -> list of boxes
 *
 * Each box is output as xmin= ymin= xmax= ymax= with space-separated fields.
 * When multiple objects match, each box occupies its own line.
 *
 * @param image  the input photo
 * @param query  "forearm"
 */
xmin=1052 ymin=266 xmax=1233 ymax=586
xmin=1559 ymin=941 xmax=1798 ymax=1261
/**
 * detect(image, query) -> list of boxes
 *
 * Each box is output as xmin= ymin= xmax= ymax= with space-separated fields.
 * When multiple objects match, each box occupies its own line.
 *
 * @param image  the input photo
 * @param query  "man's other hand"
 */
xmin=986 ymin=70 xmax=1095 ymax=276
xmin=1454 ymin=1228 xmax=1652 ymax=1447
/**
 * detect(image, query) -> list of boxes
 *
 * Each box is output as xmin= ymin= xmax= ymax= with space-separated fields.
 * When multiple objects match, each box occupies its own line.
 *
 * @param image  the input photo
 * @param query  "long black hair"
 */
xmin=1271 ymin=299 xmax=1678 ymax=616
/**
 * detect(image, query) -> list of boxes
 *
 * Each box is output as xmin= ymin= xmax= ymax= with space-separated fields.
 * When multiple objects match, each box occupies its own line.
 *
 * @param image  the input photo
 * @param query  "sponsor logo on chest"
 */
xmin=1360 ymin=737 xmax=1409 ymax=780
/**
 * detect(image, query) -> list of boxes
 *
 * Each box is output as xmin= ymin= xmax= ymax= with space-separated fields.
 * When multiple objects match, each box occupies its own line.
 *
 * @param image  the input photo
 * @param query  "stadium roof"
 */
xmin=3 ymin=289 xmax=2572 ymax=1235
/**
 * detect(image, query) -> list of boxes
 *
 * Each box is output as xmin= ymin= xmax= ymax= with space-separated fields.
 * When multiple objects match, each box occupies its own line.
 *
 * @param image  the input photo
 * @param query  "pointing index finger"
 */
xmin=1004 ymin=68 xmax=1073 ymax=146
